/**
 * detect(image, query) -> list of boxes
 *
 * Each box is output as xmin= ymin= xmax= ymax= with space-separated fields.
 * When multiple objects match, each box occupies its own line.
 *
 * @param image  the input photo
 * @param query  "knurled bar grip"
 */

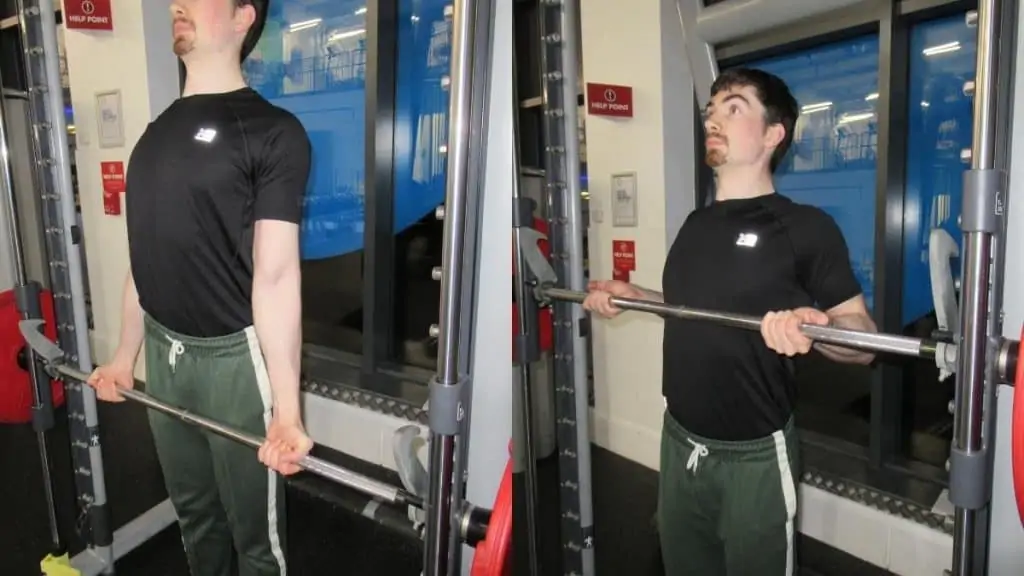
xmin=542 ymin=288 xmax=938 ymax=359
xmin=52 ymin=364 xmax=423 ymax=509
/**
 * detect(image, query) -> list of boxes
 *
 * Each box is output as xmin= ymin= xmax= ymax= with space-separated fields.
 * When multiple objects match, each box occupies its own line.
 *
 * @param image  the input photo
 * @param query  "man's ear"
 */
xmin=235 ymin=4 xmax=257 ymax=35
xmin=764 ymin=122 xmax=786 ymax=149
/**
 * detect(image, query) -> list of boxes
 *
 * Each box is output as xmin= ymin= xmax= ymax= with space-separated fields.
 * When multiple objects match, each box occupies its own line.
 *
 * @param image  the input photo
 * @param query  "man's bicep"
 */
xmin=802 ymin=212 xmax=863 ymax=310
xmin=254 ymin=116 xmax=312 ymax=224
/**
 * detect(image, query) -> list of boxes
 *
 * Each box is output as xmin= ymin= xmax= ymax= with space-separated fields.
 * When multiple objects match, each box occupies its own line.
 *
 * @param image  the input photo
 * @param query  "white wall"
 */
xmin=581 ymin=0 xmax=681 ymax=470
xmin=63 ymin=2 xmax=177 ymax=379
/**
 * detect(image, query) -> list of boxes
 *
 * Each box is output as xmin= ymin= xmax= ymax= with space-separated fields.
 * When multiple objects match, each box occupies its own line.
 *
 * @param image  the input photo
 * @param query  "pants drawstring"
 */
xmin=166 ymin=336 xmax=185 ymax=372
xmin=686 ymin=438 xmax=709 ymax=475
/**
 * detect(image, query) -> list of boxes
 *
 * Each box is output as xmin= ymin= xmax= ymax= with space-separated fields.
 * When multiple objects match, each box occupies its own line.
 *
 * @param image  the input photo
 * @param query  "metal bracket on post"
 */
xmin=15 ymin=282 xmax=56 ymax=432
xmin=949 ymin=448 xmax=991 ymax=511
xmin=20 ymin=318 xmax=65 ymax=365
xmin=961 ymin=169 xmax=1006 ymax=235
xmin=427 ymin=377 xmax=467 ymax=437
xmin=521 ymin=229 xmax=558 ymax=287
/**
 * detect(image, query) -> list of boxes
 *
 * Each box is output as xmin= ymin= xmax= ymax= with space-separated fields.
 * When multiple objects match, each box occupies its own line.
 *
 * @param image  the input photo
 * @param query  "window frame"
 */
xmin=696 ymin=0 xmax=982 ymax=488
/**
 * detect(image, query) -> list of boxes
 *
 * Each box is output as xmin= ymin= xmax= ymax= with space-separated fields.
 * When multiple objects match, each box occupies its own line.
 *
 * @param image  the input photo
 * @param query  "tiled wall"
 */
xmin=302 ymin=392 xmax=429 ymax=474
xmin=799 ymin=484 xmax=953 ymax=576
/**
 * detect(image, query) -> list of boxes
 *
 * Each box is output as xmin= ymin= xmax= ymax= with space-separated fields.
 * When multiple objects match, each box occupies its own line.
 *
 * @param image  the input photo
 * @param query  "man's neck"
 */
xmin=713 ymin=164 xmax=775 ymax=202
xmin=181 ymin=55 xmax=247 ymax=97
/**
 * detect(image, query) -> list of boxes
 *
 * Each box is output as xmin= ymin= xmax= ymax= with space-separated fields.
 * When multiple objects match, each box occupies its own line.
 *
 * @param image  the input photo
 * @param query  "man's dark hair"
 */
xmin=710 ymin=67 xmax=799 ymax=172
xmin=236 ymin=0 xmax=269 ymax=62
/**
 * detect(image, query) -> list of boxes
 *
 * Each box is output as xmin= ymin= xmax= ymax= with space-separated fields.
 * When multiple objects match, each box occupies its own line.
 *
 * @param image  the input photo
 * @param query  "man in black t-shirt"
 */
xmin=86 ymin=2 xmax=311 ymax=575
xmin=584 ymin=68 xmax=877 ymax=575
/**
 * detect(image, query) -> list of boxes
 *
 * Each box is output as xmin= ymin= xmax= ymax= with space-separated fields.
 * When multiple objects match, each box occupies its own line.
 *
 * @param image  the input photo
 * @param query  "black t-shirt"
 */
xmin=126 ymin=87 xmax=311 ymax=337
xmin=661 ymin=193 xmax=862 ymax=440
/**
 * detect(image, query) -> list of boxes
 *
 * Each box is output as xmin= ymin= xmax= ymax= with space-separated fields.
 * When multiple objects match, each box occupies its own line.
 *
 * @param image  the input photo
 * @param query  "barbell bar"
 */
xmin=541 ymin=287 xmax=1024 ymax=381
xmin=541 ymin=287 xmax=940 ymax=359
xmin=48 ymin=362 xmax=424 ymax=509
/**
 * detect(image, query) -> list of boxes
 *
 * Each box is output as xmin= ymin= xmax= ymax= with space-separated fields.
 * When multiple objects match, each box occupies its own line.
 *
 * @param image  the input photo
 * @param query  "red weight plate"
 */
xmin=1013 ymin=325 xmax=1024 ymax=526
xmin=512 ymin=305 xmax=554 ymax=359
xmin=471 ymin=456 xmax=512 ymax=576
xmin=537 ymin=306 xmax=553 ymax=352
xmin=0 ymin=289 xmax=64 ymax=424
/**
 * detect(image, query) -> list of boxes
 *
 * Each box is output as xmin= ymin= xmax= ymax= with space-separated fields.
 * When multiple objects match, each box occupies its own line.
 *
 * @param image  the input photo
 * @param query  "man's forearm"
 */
xmin=634 ymin=285 xmax=664 ymax=302
xmin=253 ymin=269 xmax=303 ymax=423
xmin=113 ymin=272 xmax=145 ymax=367
xmin=814 ymin=313 xmax=877 ymax=364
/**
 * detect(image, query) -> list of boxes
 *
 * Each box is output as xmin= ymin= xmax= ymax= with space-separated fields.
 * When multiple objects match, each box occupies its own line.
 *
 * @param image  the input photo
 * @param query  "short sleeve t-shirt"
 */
xmin=126 ymin=87 xmax=311 ymax=337
xmin=661 ymin=193 xmax=862 ymax=440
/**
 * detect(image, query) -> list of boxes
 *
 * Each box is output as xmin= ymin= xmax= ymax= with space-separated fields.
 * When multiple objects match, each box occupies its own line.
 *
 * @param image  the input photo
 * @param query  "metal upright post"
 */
xmin=16 ymin=0 xmax=108 ymax=568
xmin=950 ymin=1 xmax=1004 ymax=574
xmin=424 ymin=0 xmax=494 ymax=573
xmin=445 ymin=0 xmax=495 ymax=569
xmin=0 ymin=61 xmax=64 ymax=561
xmin=539 ymin=0 xmax=595 ymax=572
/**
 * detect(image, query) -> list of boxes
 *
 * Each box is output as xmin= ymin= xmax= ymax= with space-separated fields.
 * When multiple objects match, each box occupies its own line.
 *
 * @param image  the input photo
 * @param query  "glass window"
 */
xmin=390 ymin=0 xmax=451 ymax=370
xmin=245 ymin=0 xmax=454 ymax=374
xmin=900 ymin=15 xmax=976 ymax=468
xmin=244 ymin=1 xmax=368 ymax=356
xmin=739 ymin=35 xmax=880 ymax=448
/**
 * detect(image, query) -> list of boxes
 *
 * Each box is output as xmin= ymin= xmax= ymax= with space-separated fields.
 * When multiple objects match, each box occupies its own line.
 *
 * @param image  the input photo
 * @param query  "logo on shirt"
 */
xmin=736 ymin=232 xmax=758 ymax=248
xmin=194 ymin=128 xmax=217 ymax=143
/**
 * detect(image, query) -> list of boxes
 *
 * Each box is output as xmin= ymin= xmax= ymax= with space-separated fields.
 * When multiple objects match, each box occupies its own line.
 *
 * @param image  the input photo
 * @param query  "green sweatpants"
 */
xmin=657 ymin=410 xmax=800 ymax=576
xmin=143 ymin=315 xmax=288 ymax=576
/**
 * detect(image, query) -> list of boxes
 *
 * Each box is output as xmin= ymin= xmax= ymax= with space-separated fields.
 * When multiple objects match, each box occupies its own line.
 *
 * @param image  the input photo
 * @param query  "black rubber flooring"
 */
xmin=6 ymin=388 xmax=907 ymax=576
xmin=0 ymin=392 xmax=422 ymax=576
xmin=513 ymin=444 xmax=897 ymax=576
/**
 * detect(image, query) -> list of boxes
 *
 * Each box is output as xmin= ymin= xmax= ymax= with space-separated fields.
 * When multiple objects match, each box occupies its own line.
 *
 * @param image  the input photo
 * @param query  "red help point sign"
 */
xmin=64 ymin=0 xmax=114 ymax=31
xmin=587 ymin=83 xmax=633 ymax=118
xmin=101 ymin=161 xmax=125 ymax=194
xmin=612 ymin=240 xmax=636 ymax=271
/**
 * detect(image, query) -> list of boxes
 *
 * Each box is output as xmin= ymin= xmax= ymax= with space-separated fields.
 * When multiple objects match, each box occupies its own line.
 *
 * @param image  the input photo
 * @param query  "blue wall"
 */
xmin=242 ymin=0 xmax=451 ymax=261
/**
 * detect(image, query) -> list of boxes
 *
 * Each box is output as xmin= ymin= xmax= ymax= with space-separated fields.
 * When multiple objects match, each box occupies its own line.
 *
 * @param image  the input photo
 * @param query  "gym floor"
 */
xmin=4 ymin=384 xmax=908 ymax=576
xmin=0 ymin=387 xmax=423 ymax=576
xmin=513 ymin=445 xmax=899 ymax=576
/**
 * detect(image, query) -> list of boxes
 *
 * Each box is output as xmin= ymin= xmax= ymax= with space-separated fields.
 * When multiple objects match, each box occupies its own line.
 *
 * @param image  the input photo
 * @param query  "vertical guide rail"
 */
xmin=16 ymin=0 xmax=107 ymax=567
xmin=511 ymin=40 xmax=542 ymax=576
xmin=0 ymin=63 xmax=63 ymax=557
xmin=446 ymin=0 xmax=495 ymax=569
xmin=538 ymin=0 xmax=595 ymax=574
xmin=951 ymin=1 xmax=1003 ymax=574
xmin=425 ymin=0 xmax=493 ymax=573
